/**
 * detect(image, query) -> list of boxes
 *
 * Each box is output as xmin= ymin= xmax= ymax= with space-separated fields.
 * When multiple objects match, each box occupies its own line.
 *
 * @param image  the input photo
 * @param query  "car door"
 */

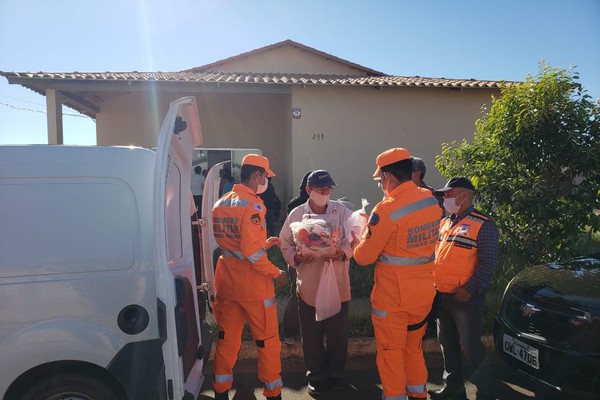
xmin=153 ymin=97 xmax=205 ymax=399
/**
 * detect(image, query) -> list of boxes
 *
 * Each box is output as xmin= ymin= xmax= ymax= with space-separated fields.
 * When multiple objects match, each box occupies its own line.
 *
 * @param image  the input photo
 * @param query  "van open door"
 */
xmin=199 ymin=160 xmax=230 ymax=307
xmin=153 ymin=97 xmax=206 ymax=399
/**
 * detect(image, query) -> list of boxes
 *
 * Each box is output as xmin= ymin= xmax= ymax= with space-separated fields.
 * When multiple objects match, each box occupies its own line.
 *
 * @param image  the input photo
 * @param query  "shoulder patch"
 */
xmin=254 ymin=202 xmax=264 ymax=212
xmin=457 ymin=224 xmax=471 ymax=235
xmin=250 ymin=213 xmax=261 ymax=225
xmin=369 ymin=213 xmax=380 ymax=226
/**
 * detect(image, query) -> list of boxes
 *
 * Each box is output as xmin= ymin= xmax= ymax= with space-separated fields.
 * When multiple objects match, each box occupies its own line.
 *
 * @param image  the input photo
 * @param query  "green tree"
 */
xmin=436 ymin=63 xmax=600 ymax=267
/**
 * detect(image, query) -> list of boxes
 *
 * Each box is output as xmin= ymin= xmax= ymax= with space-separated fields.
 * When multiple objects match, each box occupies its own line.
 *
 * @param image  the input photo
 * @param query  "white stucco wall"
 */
xmin=289 ymin=85 xmax=496 ymax=208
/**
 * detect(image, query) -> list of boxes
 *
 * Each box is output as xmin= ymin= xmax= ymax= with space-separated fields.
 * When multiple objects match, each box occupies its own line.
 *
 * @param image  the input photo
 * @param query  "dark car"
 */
xmin=494 ymin=253 xmax=600 ymax=399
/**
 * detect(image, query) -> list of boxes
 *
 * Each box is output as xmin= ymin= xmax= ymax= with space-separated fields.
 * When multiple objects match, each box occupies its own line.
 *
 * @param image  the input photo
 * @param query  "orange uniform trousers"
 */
xmin=370 ymin=265 xmax=435 ymax=399
xmin=212 ymin=297 xmax=282 ymax=397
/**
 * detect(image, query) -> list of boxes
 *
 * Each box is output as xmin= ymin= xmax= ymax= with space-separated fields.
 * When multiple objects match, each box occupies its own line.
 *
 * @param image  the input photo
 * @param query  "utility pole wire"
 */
xmin=0 ymin=101 xmax=92 ymax=119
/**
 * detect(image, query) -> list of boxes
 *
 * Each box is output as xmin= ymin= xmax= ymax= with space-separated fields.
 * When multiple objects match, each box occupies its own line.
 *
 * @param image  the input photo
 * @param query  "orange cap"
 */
xmin=373 ymin=148 xmax=411 ymax=177
xmin=242 ymin=154 xmax=276 ymax=177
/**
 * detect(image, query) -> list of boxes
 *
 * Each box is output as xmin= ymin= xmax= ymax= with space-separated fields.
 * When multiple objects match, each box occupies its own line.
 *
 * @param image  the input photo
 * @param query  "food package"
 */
xmin=290 ymin=216 xmax=339 ymax=258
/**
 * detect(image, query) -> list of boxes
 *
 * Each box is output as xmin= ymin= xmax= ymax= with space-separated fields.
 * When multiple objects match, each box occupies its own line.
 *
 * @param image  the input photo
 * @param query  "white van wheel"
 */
xmin=21 ymin=373 xmax=121 ymax=400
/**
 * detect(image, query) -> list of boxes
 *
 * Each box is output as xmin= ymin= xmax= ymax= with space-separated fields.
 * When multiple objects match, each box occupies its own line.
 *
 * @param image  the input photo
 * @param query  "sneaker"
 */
xmin=329 ymin=377 xmax=343 ymax=391
xmin=283 ymin=337 xmax=296 ymax=346
xmin=214 ymin=390 xmax=229 ymax=400
xmin=307 ymin=381 xmax=325 ymax=395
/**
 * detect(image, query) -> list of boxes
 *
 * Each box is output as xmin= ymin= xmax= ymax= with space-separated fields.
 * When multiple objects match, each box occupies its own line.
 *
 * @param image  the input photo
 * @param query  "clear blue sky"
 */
xmin=1 ymin=0 xmax=598 ymax=145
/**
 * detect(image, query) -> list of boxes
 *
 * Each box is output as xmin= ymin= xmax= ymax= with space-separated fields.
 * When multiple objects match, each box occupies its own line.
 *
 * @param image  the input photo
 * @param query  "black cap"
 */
xmin=435 ymin=177 xmax=475 ymax=194
xmin=307 ymin=170 xmax=336 ymax=187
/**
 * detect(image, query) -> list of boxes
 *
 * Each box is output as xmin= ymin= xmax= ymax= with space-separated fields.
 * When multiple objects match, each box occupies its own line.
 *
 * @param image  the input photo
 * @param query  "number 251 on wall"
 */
xmin=312 ymin=133 xmax=325 ymax=140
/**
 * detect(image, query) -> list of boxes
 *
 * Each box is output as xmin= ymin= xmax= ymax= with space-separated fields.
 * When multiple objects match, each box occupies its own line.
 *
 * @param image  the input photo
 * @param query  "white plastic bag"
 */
xmin=314 ymin=260 xmax=341 ymax=321
xmin=347 ymin=198 xmax=369 ymax=238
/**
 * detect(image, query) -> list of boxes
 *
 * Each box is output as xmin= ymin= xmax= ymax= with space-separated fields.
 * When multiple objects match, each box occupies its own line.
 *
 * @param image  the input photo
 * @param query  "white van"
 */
xmin=0 ymin=97 xmax=212 ymax=400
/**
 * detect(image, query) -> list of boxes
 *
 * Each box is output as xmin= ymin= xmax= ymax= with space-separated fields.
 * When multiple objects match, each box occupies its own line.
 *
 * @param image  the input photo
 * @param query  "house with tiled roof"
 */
xmin=0 ymin=39 xmax=510 ymax=208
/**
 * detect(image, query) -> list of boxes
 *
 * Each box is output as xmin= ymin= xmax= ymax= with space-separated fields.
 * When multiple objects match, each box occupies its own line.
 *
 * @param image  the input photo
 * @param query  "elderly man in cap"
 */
xmin=428 ymin=177 xmax=499 ymax=400
xmin=211 ymin=154 xmax=287 ymax=400
xmin=353 ymin=148 xmax=441 ymax=400
xmin=280 ymin=169 xmax=354 ymax=395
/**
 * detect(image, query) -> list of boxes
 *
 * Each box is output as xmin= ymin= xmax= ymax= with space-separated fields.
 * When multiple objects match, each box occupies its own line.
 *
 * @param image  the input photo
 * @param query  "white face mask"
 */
xmin=443 ymin=194 xmax=463 ymax=214
xmin=309 ymin=191 xmax=330 ymax=207
xmin=256 ymin=173 xmax=268 ymax=194
xmin=377 ymin=174 xmax=389 ymax=197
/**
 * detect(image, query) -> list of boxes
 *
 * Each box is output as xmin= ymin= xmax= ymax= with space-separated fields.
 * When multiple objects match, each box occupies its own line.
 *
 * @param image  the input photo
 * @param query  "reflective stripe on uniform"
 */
xmin=466 ymin=213 xmax=487 ymax=224
xmin=381 ymin=394 xmax=407 ymax=400
xmin=406 ymin=384 xmax=426 ymax=394
xmin=221 ymin=247 xmax=266 ymax=263
xmin=371 ymin=307 xmax=388 ymax=318
xmin=214 ymin=374 xmax=233 ymax=383
xmin=263 ymin=297 xmax=276 ymax=307
xmin=264 ymin=377 xmax=283 ymax=390
xmin=247 ymin=248 xmax=266 ymax=262
xmin=215 ymin=198 xmax=250 ymax=208
xmin=378 ymin=252 xmax=435 ymax=265
xmin=222 ymin=249 xmax=244 ymax=259
xmin=448 ymin=236 xmax=478 ymax=247
xmin=389 ymin=197 xmax=438 ymax=222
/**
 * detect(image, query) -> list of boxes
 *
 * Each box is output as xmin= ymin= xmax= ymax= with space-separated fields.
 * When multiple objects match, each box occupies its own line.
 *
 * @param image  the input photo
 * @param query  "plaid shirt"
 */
xmin=450 ymin=205 xmax=499 ymax=294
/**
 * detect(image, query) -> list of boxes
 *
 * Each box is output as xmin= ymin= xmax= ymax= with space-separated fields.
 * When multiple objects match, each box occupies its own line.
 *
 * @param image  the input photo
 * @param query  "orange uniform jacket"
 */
xmin=434 ymin=210 xmax=489 ymax=293
xmin=353 ymin=181 xmax=442 ymax=399
xmin=353 ymin=181 xmax=441 ymax=312
xmin=212 ymin=184 xmax=281 ymax=301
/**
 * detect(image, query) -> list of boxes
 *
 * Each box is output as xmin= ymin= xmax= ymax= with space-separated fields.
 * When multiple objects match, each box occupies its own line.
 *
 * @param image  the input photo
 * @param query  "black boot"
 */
xmin=428 ymin=385 xmax=467 ymax=400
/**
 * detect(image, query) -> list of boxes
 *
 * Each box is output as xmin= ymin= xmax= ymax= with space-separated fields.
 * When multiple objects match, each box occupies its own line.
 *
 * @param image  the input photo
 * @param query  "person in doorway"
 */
xmin=191 ymin=165 xmax=205 ymax=211
xmin=353 ymin=148 xmax=441 ymax=400
xmin=219 ymin=167 xmax=234 ymax=197
xmin=279 ymin=170 xmax=353 ymax=395
xmin=211 ymin=154 xmax=287 ymax=400
xmin=281 ymin=171 xmax=311 ymax=346
xmin=428 ymin=177 xmax=499 ymax=400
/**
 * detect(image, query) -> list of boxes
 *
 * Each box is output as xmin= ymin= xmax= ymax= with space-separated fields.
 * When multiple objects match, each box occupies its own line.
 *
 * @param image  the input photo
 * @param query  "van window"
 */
xmin=0 ymin=179 xmax=136 ymax=278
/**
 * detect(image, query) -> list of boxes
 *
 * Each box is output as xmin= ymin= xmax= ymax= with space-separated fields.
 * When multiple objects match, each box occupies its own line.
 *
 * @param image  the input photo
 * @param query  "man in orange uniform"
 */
xmin=211 ymin=154 xmax=287 ymax=400
xmin=353 ymin=148 xmax=441 ymax=400
xmin=428 ymin=177 xmax=498 ymax=400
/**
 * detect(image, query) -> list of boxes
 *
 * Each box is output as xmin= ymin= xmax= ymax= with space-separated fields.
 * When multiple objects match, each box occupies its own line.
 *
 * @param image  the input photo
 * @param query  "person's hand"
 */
xmin=294 ymin=253 xmax=316 ymax=265
xmin=323 ymin=248 xmax=345 ymax=261
xmin=266 ymin=236 xmax=281 ymax=249
xmin=454 ymin=287 xmax=472 ymax=302
xmin=275 ymin=269 xmax=287 ymax=286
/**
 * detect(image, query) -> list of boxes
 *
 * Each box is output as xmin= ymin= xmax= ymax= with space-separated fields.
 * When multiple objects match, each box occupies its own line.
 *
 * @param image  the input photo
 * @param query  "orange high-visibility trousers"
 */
xmin=212 ymin=297 xmax=283 ymax=397
xmin=371 ymin=306 xmax=430 ymax=399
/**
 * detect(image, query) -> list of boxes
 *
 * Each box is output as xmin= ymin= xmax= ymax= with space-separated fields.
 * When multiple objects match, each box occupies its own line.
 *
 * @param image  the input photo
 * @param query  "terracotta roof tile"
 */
xmin=0 ymin=70 xmax=515 ymax=119
xmin=0 ymin=71 xmax=514 ymax=89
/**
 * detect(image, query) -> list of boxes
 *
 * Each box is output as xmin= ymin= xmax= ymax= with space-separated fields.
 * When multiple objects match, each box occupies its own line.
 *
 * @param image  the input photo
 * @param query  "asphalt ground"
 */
xmin=198 ymin=341 xmax=547 ymax=400
xmin=199 ymin=299 xmax=554 ymax=399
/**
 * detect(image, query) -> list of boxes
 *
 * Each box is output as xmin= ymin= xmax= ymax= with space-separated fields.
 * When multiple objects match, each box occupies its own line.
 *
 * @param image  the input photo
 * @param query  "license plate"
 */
xmin=503 ymin=334 xmax=539 ymax=370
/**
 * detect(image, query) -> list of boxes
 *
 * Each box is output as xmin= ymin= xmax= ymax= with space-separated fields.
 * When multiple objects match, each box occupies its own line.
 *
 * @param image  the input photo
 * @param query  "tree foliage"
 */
xmin=436 ymin=63 xmax=600 ymax=265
